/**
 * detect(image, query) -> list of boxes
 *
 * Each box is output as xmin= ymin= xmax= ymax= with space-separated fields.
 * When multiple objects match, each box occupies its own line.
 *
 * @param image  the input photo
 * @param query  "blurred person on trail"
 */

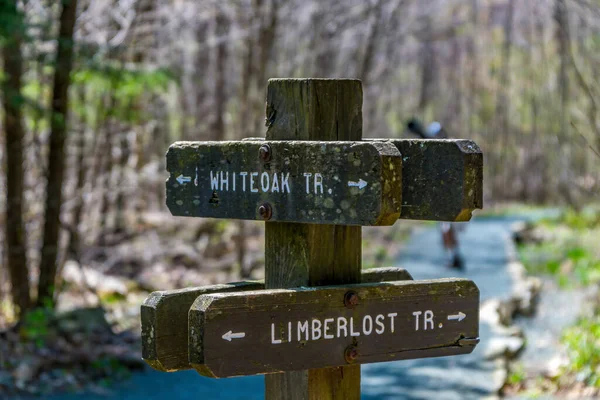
xmin=407 ymin=118 xmax=465 ymax=270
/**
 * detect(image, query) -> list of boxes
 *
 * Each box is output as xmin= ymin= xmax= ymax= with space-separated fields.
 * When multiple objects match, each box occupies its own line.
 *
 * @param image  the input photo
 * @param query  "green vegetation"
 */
xmin=562 ymin=315 xmax=600 ymax=388
xmin=518 ymin=207 xmax=600 ymax=288
xmin=19 ymin=307 xmax=53 ymax=348
xmin=517 ymin=207 xmax=600 ymax=391
xmin=508 ymin=363 xmax=526 ymax=386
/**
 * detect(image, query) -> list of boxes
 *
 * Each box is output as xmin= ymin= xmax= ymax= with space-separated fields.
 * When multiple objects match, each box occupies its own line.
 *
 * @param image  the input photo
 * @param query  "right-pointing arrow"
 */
xmin=447 ymin=312 xmax=466 ymax=322
xmin=348 ymin=179 xmax=368 ymax=190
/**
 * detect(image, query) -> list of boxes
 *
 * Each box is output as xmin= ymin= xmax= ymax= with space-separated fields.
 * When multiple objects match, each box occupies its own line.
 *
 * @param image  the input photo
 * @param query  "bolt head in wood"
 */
xmin=344 ymin=345 xmax=358 ymax=364
xmin=344 ymin=291 xmax=358 ymax=308
xmin=259 ymin=144 xmax=271 ymax=162
xmin=258 ymin=203 xmax=273 ymax=220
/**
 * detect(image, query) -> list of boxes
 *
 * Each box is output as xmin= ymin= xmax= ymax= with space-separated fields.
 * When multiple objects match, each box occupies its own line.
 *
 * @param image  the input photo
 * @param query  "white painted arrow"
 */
xmin=447 ymin=312 xmax=466 ymax=322
xmin=222 ymin=330 xmax=246 ymax=342
xmin=176 ymin=174 xmax=192 ymax=185
xmin=348 ymin=179 xmax=368 ymax=190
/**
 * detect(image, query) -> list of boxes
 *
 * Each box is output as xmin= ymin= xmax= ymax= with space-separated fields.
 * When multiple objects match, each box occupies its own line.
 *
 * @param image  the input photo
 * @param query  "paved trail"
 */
xmin=47 ymin=217 xmax=522 ymax=400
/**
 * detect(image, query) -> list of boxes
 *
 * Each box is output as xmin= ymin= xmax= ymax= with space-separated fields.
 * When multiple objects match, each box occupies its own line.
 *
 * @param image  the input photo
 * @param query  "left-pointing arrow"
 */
xmin=222 ymin=330 xmax=246 ymax=342
xmin=176 ymin=174 xmax=192 ymax=185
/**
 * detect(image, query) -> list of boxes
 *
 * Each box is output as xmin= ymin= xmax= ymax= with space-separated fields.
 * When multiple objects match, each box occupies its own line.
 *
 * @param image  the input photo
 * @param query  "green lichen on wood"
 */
xmin=234 ymin=137 xmax=484 ymax=222
xmin=166 ymin=140 xmax=402 ymax=226
xmin=371 ymin=139 xmax=483 ymax=222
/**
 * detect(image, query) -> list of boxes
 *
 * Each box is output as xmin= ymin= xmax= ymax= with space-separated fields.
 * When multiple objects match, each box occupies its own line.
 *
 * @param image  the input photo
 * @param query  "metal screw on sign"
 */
xmin=259 ymin=144 xmax=271 ymax=162
xmin=258 ymin=203 xmax=272 ymax=220
xmin=344 ymin=345 xmax=359 ymax=364
xmin=344 ymin=291 xmax=359 ymax=308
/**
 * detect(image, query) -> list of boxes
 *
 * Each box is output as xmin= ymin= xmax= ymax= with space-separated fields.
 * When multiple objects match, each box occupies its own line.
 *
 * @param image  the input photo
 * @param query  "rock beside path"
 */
xmin=0 ymin=307 xmax=144 ymax=398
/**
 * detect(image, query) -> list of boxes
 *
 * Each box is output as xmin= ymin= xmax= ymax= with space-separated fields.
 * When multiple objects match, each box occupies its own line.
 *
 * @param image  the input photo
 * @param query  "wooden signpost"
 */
xmin=141 ymin=78 xmax=484 ymax=400
xmin=189 ymin=278 xmax=479 ymax=378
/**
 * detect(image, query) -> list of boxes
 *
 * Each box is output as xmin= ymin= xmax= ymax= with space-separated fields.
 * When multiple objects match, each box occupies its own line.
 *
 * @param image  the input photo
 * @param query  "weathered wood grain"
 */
xmin=189 ymin=278 xmax=480 ymax=378
xmin=166 ymin=140 xmax=402 ymax=226
xmin=140 ymin=267 xmax=412 ymax=373
xmin=360 ymin=266 xmax=413 ymax=283
xmin=264 ymin=79 xmax=363 ymax=400
xmin=380 ymin=139 xmax=483 ymax=222
xmin=141 ymin=281 xmax=263 ymax=372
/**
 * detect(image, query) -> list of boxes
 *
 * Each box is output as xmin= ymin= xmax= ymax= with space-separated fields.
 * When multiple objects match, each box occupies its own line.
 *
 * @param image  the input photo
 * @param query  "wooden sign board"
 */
xmin=141 ymin=267 xmax=413 ymax=372
xmin=166 ymin=140 xmax=402 ymax=226
xmin=141 ymin=281 xmax=264 ymax=372
xmin=189 ymin=278 xmax=479 ymax=378
xmin=384 ymin=139 xmax=483 ymax=222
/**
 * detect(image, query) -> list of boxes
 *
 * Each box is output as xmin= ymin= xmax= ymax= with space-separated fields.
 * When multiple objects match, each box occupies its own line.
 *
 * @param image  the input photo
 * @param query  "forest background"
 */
xmin=0 ymin=0 xmax=599 ymax=395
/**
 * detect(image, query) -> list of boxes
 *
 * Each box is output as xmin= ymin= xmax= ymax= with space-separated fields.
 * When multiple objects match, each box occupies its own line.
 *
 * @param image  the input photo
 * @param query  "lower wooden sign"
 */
xmin=141 ymin=267 xmax=413 ymax=372
xmin=189 ymin=278 xmax=479 ymax=378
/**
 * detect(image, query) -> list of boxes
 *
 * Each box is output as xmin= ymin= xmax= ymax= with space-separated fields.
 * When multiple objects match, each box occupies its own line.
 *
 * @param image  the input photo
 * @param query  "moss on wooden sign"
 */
xmin=385 ymin=139 xmax=483 ymax=222
xmin=166 ymin=140 xmax=402 ymax=225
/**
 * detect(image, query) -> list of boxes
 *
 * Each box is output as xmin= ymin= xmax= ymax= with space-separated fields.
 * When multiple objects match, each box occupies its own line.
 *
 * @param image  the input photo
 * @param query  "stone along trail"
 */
xmin=46 ymin=216 xmax=520 ymax=400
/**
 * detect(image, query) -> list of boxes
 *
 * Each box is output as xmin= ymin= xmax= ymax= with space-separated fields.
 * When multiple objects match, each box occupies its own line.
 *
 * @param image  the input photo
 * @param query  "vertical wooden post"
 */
xmin=264 ymin=79 xmax=362 ymax=400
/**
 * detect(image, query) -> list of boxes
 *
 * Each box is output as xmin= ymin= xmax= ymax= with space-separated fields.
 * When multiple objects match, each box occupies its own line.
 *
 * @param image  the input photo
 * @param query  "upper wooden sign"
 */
xmin=166 ymin=140 xmax=402 ymax=226
xmin=188 ymin=278 xmax=480 ymax=378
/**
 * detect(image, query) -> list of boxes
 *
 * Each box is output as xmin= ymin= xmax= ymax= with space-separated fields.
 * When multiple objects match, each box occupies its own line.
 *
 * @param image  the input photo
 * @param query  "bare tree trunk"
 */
xmin=494 ymin=0 xmax=514 ymax=196
xmin=310 ymin=3 xmax=343 ymax=78
xmin=194 ymin=19 xmax=210 ymax=140
xmin=115 ymin=108 xmax=135 ymax=237
xmin=555 ymin=0 xmax=570 ymax=151
xmin=211 ymin=7 xmax=229 ymax=141
xmin=418 ymin=16 xmax=436 ymax=117
xmin=467 ymin=0 xmax=479 ymax=138
xmin=97 ymin=118 xmax=116 ymax=241
xmin=554 ymin=0 xmax=577 ymax=206
xmin=1 ymin=0 xmax=31 ymax=315
xmin=253 ymin=0 xmax=278 ymax=135
xmin=238 ymin=0 xmax=254 ymax=139
xmin=446 ymin=7 xmax=464 ymax=135
xmin=358 ymin=0 xmax=382 ymax=85
xmin=525 ymin=1 xmax=541 ymax=202
xmin=559 ymin=2 xmax=600 ymax=157
xmin=358 ymin=0 xmax=382 ymax=138
xmin=66 ymin=84 xmax=88 ymax=259
xmin=38 ymin=0 xmax=79 ymax=307
xmin=114 ymin=127 xmax=131 ymax=235
xmin=95 ymin=78 xmax=119 ymax=243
